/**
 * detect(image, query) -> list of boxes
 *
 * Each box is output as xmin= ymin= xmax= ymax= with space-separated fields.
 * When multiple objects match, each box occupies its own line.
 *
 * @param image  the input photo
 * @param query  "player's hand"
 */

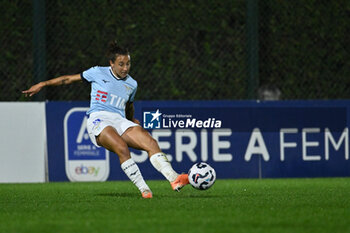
xmin=133 ymin=118 xmax=140 ymax=125
xmin=22 ymin=83 xmax=44 ymax=97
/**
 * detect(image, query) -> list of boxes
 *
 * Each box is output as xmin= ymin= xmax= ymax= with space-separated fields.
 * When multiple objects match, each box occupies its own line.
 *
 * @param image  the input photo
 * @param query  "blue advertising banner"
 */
xmin=46 ymin=100 xmax=350 ymax=181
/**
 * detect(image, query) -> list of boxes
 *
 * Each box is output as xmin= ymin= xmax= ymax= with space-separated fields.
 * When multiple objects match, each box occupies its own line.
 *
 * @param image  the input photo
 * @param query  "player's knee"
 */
xmin=115 ymin=144 xmax=131 ymax=160
xmin=150 ymin=137 xmax=159 ymax=148
xmin=116 ymin=144 xmax=129 ymax=156
xmin=145 ymin=137 xmax=159 ymax=152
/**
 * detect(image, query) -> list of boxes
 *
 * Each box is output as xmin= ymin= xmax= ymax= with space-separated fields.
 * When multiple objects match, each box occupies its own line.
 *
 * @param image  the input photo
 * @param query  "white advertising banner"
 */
xmin=0 ymin=102 xmax=46 ymax=183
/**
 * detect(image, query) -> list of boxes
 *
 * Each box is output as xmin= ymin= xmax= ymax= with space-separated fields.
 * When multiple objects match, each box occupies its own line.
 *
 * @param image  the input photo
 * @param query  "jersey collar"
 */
xmin=109 ymin=67 xmax=127 ymax=80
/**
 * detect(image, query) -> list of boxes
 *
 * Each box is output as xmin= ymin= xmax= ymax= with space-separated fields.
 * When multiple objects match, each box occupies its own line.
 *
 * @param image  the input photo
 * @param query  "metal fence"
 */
xmin=1 ymin=0 xmax=349 ymax=101
xmin=259 ymin=0 xmax=350 ymax=100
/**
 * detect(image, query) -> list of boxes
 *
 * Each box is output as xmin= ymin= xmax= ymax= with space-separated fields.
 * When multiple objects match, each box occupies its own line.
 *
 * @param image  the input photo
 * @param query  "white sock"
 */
xmin=150 ymin=152 xmax=178 ymax=182
xmin=121 ymin=158 xmax=150 ymax=193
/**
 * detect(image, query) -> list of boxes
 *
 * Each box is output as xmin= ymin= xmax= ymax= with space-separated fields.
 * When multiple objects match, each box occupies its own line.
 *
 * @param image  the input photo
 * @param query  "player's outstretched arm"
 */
xmin=22 ymin=74 xmax=82 ymax=97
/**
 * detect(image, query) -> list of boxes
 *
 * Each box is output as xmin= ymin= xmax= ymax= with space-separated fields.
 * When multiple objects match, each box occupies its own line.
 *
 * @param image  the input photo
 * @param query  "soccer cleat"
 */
xmin=171 ymin=174 xmax=189 ymax=192
xmin=142 ymin=190 xmax=153 ymax=199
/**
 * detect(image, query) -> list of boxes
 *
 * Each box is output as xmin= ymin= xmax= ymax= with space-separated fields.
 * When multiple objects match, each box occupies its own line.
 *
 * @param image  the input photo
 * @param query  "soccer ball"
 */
xmin=188 ymin=162 xmax=216 ymax=190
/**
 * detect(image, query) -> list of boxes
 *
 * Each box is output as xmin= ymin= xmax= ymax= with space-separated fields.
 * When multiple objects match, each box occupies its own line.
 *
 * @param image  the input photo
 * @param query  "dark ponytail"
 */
xmin=108 ymin=40 xmax=129 ymax=62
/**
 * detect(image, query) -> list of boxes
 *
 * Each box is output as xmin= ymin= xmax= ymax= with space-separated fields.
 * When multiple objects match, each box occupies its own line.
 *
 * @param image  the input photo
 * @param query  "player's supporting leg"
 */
xmin=122 ymin=126 xmax=189 ymax=191
xmin=121 ymin=158 xmax=152 ymax=198
xmin=97 ymin=126 xmax=152 ymax=198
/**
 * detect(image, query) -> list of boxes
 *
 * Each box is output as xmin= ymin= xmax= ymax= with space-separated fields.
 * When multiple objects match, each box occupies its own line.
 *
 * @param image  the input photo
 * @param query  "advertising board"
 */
xmin=47 ymin=100 xmax=350 ymax=181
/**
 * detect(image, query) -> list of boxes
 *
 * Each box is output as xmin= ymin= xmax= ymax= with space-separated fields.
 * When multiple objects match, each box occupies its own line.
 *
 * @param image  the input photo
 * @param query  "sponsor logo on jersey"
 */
xmin=96 ymin=90 xmax=108 ymax=102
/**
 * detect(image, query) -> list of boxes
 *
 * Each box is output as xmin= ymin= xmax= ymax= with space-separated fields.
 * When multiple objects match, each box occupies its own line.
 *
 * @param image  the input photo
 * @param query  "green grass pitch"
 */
xmin=1 ymin=178 xmax=349 ymax=233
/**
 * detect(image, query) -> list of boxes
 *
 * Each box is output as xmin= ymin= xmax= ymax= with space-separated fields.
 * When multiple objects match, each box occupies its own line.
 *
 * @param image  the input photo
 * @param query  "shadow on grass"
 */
xmin=97 ymin=192 xmax=140 ymax=198
xmin=158 ymin=193 xmax=224 ymax=198
xmin=97 ymin=192 xmax=226 ymax=199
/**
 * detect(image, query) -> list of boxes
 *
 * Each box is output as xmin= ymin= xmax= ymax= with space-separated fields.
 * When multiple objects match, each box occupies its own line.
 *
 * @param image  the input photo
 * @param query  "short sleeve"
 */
xmin=129 ymin=86 xmax=137 ymax=102
xmin=81 ymin=66 xmax=98 ymax=83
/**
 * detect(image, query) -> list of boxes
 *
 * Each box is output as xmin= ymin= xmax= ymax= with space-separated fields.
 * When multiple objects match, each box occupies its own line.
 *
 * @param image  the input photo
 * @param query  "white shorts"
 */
xmin=86 ymin=111 xmax=139 ymax=147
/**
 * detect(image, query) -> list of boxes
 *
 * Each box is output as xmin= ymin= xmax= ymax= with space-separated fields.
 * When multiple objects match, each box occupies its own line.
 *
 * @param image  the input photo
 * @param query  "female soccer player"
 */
xmin=22 ymin=41 xmax=189 ymax=198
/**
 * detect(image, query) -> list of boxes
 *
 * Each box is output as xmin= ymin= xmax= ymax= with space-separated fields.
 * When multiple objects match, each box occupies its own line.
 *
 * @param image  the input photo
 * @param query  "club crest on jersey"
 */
xmin=124 ymin=84 xmax=133 ymax=95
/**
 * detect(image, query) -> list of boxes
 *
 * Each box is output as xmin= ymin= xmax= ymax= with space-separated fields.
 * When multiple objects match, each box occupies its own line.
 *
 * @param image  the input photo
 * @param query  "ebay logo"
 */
xmin=75 ymin=165 xmax=100 ymax=177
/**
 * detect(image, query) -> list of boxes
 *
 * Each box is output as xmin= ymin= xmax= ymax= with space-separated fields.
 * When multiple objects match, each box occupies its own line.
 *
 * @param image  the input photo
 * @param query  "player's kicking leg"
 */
xmin=149 ymin=152 xmax=189 ymax=192
xmin=122 ymin=126 xmax=189 ymax=192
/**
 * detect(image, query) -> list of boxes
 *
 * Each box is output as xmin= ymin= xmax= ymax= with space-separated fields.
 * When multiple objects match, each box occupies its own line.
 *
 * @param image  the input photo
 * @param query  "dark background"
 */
xmin=1 ymin=0 xmax=349 ymax=101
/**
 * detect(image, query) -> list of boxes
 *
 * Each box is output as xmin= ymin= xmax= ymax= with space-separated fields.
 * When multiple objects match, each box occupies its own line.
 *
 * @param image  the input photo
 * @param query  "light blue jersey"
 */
xmin=81 ymin=66 xmax=137 ymax=117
